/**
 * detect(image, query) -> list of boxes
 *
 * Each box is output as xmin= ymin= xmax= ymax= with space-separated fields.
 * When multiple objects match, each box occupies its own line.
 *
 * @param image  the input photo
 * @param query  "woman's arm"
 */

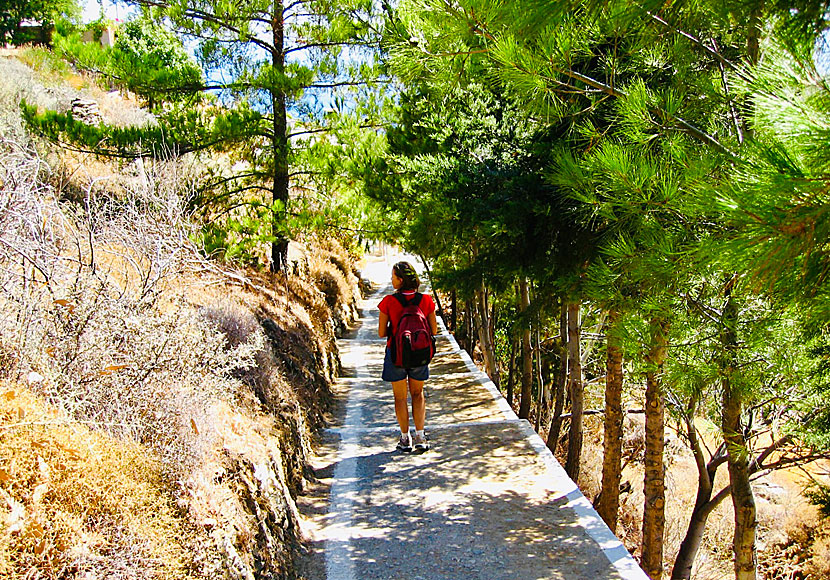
xmin=428 ymin=311 xmax=438 ymax=335
xmin=378 ymin=311 xmax=389 ymax=338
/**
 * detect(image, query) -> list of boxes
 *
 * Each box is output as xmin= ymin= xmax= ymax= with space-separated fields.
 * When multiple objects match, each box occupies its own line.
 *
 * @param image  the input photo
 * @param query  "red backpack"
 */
xmin=390 ymin=293 xmax=436 ymax=368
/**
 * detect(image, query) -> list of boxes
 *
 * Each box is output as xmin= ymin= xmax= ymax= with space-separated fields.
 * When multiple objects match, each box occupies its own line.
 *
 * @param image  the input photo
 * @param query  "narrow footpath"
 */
xmin=298 ymin=256 xmax=649 ymax=580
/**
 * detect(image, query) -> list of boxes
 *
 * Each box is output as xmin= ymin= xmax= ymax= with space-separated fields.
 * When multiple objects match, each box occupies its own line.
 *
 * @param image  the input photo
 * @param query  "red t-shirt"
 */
xmin=379 ymin=292 xmax=436 ymax=347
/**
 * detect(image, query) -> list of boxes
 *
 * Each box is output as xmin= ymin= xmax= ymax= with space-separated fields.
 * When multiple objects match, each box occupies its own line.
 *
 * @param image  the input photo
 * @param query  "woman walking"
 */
xmin=378 ymin=261 xmax=438 ymax=453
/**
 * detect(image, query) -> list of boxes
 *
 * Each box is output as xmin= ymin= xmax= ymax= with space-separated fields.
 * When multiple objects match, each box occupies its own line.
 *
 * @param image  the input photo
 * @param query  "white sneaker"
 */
xmin=412 ymin=432 xmax=430 ymax=453
xmin=396 ymin=433 xmax=412 ymax=453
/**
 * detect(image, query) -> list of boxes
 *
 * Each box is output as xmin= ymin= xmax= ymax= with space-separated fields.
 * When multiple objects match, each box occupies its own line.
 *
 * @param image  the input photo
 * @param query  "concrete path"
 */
xmin=298 ymin=257 xmax=649 ymax=580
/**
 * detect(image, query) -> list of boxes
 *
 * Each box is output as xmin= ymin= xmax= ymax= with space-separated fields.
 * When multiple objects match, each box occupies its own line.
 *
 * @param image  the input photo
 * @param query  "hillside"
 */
xmin=0 ymin=48 xmax=363 ymax=580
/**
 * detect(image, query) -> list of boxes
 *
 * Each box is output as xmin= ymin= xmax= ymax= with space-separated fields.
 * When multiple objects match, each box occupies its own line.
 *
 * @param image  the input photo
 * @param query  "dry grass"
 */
xmin=0 ymin=385 xmax=204 ymax=580
xmin=0 ymin=60 xmax=351 ymax=577
xmin=577 ymin=410 xmax=830 ymax=580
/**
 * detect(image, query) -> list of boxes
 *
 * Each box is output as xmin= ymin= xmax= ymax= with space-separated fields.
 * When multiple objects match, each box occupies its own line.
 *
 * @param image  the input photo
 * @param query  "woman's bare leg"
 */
xmin=408 ymin=378 xmax=425 ymax=431
xmin=391 ymin=379 xmax=410 ymax=434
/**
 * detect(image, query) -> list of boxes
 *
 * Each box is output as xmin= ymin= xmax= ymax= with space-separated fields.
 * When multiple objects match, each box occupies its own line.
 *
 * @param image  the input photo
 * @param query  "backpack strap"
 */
xmin=393 ymin=292 xmax=422 ymax=307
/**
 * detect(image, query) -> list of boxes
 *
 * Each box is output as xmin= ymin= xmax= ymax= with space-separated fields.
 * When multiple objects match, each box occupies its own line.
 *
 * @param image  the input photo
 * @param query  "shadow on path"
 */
xmin=297 ymin=256 xmax=648 ymax=580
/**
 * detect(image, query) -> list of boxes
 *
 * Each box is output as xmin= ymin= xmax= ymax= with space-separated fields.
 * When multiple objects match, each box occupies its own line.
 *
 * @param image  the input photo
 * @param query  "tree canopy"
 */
xmin=1 ymin=0 xmax=79 ymax=43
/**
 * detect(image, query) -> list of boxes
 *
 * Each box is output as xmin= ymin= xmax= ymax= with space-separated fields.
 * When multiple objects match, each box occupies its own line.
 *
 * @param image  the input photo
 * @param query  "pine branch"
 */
xmin=283 ymin=1 xmax=306 ymax=14
xmin=58 ymin=60 xmax=273 ymax=97
xmin=192 ymin=184 xmax=269 ymax=212
xmin=551 ymin=65 xmax=736 ymax=157
xmin=681 ymin=291 xmax=724 ymax=324
xmin=288 ymin=122 xmax=382 ymax=138
xmin=25 ymin=116 xmax=248 ymax=159
xmin=285 ymin=40 xmax=373 ymax=55
xmin=644 ymin=9 xmax=750 ymax=83
xmin=196 ymin=172 xmax=267 ymax=195
xmin=434 ymin=10 xmax=740 ymax=158
xmin=305 ymin=79 xmax=390 ymax=89
xmin=751 ymin=434 xmax=795 ymax=470
xmin=134 ymin=0 xmax=277 ymax=55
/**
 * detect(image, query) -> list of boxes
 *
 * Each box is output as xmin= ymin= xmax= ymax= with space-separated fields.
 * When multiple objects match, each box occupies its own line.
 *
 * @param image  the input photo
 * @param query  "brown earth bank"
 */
xmin=0 ymin=47 xmax=367 ymax=580
xmin=1 ymin=253 xmax=365 ymax=580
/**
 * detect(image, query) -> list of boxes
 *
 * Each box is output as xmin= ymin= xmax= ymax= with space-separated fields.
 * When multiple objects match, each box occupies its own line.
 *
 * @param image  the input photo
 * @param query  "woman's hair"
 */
xmin=393 ymin=261 xmax=420 ymax=291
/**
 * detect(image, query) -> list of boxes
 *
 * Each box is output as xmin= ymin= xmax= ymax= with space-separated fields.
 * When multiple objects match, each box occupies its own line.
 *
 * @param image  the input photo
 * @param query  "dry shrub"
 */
xmin=200 ymin=298 xmax=279 ymax=406
xmin=306 ymin=241 xmax=359 ymax=337
xmin=0 ymin=56 xmax=70 ymax=144
xmin=257 ymin=281 xmax=338 ymax=414
xmin=0 ymin=139 xmax=266 ymax=475
xmin=308 ymin=248 xmax=350 ymax=308
xmin=319 ymin=240 xmax=354 ymax=281
xmin=312 ymin=262 xmax=347 ymax=308
xmin=0 ymin=385 xmax=205 ymax=579
xmin=805 ymin=531 xmax=830 ymax=578
xmin=755 ymin=479 xmax=830 ymax=580
xmin=26 ymin=283 xmax=260 ymax=471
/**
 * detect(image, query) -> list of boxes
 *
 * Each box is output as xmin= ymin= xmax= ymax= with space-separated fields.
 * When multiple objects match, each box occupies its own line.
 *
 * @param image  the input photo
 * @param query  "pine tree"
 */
xmin=24 ymin=0 xmax=384 ymax=270
xmin=383 ymin=3 xmax=830 ymax=579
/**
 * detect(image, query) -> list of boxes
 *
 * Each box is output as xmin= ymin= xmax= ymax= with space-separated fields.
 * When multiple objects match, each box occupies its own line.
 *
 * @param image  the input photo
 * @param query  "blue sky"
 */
xmin=81 ymin=0 xmax=132 ymax=23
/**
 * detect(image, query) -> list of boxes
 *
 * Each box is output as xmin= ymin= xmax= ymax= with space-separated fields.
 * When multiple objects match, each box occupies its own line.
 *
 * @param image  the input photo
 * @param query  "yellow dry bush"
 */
xmin=318 ymin=240 xmax=355 ymax=281
xmin=307 ymin=239 xmax=358 ymax=313
xmin=312 ymin=261 xmax=349 ymax=309
xmin=0 ymin=384 xmax=203 ymax=580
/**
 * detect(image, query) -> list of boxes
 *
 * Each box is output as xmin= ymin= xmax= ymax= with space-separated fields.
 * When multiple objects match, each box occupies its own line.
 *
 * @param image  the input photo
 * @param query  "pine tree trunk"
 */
xmin=547 ymin=302 xmax=568 ymax=452
xmin=535 ymin=321 xmax=547 ymax=432
xmin=507 ymin=335 xmax=516 ymax=406
xmin=723 ymin=5 xmax=762 ymax=575
xmin=450 ymin=289 xmax=457 ymax=331
xmin=672 ymin=496 xmax=721 ymax=580
xmin=270 ymin=3 xmax=290 ymax=273
xmin=420 ymin=255 xmax=444 ymax=320
xmin=518 ymin=278 xmax=533 ymax=420
xmin=463 ymin=299 xmax=476 ymax=355
xmin=721 ymin=293 xmax=757 ymax=580
xmin=565 ymin=301 xmax=583 ymax=482
xmin=595 ymin=308 xmax=624 ymax=533
xmin=476 ymin=283 xmax=499 ymax=386
xmin=642 ymin=317 xmax=668 ymax=580
xmin=491 ymin=298 xmax=498 ymax=361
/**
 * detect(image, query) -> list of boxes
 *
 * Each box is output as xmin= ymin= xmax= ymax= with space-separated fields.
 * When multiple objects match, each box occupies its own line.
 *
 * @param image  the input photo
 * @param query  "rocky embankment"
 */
xmin=0 ymin=49 xmax=364 ymax=580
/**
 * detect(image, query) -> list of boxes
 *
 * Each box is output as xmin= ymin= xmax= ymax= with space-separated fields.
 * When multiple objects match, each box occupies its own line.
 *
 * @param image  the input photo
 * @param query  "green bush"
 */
xmin=806 ymin=484 xmax=830 ymax=519
xmin=0 ymin=0 xmax=79 ymax=45
xmin=109 ymin=18 xmax=203 ymax=108
xmin=57 ymin=17 xmax=203 ymax=110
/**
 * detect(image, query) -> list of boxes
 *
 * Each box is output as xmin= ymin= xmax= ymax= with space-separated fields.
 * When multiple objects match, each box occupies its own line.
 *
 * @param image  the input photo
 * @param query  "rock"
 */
xmin=753 ymin=481 xmax=787 ymax=502
xmin=71 ymin=98 xmax=102 ymax=125
xmin=287 ymin=241 xmax=309 ymax=278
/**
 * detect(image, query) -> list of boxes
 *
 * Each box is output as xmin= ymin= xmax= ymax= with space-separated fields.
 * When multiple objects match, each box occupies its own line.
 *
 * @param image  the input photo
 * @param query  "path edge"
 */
xmin=437 ymin=316 xmax=651 ymax=580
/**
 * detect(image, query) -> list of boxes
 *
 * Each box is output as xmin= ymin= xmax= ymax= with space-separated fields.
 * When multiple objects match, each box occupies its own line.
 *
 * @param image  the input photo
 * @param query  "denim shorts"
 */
xmin=381 ymin=346 xmax=430 ymax=382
